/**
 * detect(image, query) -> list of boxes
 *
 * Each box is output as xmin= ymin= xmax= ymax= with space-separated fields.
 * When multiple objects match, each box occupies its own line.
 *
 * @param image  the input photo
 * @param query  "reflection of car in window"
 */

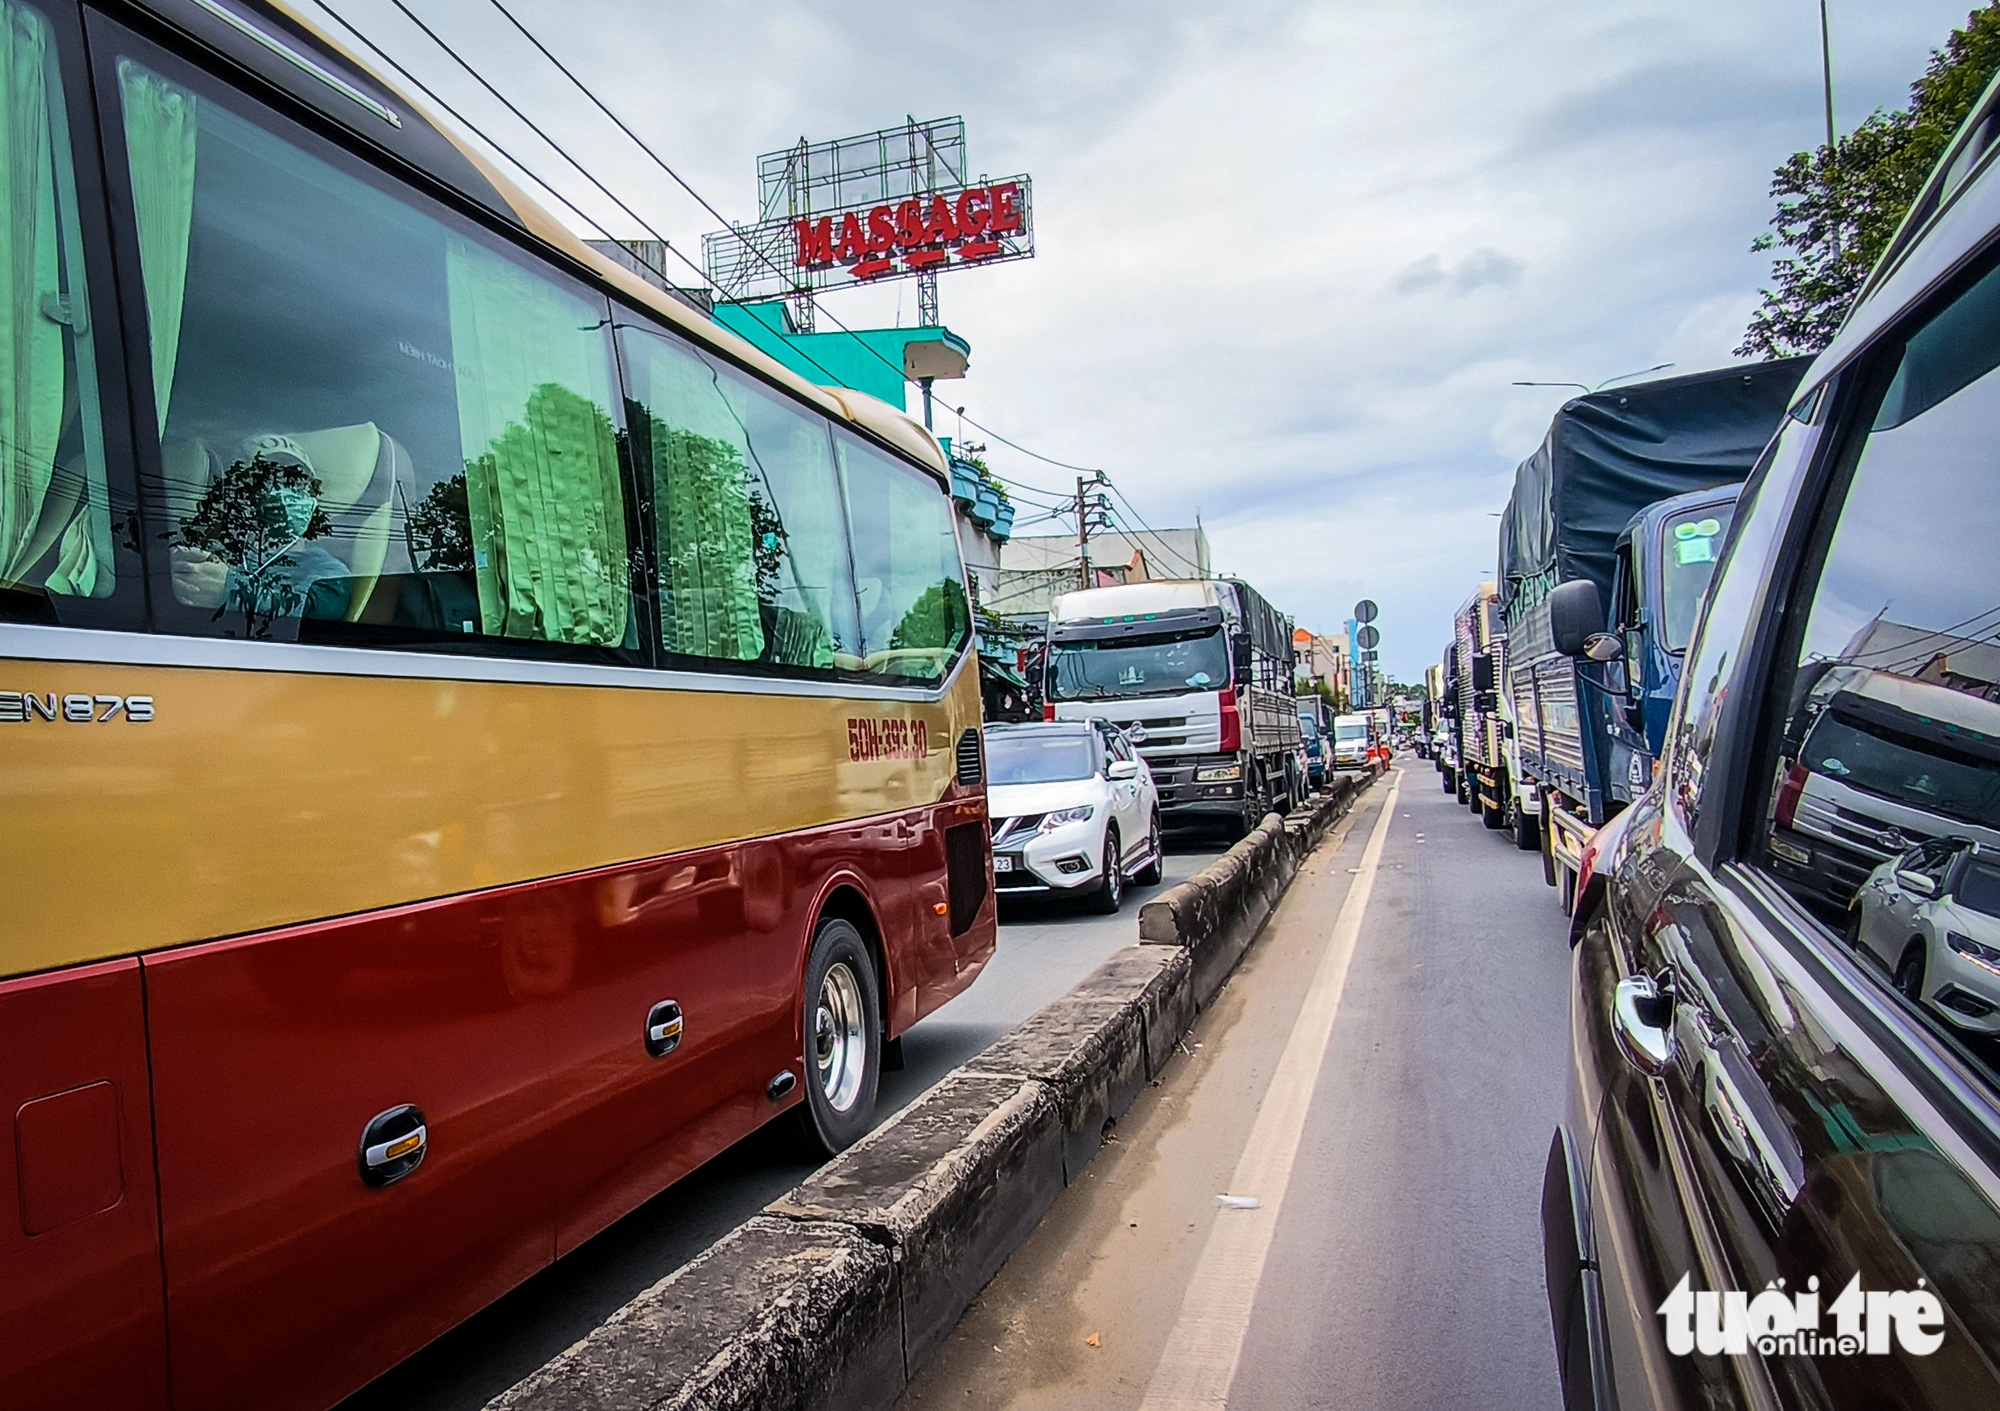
xmin=1768 ymin=665 xmax=2000 ymax=915
xmin=1853 ymin=841 xmax=2000 ymax=1033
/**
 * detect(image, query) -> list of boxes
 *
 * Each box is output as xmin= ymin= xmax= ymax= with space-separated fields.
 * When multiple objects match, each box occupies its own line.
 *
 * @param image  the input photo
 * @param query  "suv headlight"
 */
xmin=1947 ymin=931 xmax=2000 ymax=974
xmin=1196 ymin=764 xmax=1241 ymax=782
xmin=1039 ymin=805 xmax=1095 ymax=831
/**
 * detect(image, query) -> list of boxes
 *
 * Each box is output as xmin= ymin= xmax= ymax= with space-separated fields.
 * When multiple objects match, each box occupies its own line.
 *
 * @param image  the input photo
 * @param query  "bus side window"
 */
xmin=108 ymin=45 xmax=638 ymax=658
xmin=617 ymin=321 xmax=860 ymax=674
xmin=835 ymin=430 xmax=970 ymax=683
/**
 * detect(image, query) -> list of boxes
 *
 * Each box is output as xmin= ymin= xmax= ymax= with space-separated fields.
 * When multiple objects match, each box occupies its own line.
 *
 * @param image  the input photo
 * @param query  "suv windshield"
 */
xmin=1048 ymin=627 xmax=1229 ymax=701
xmin=1956 ymin=859 xmax=2000 ymax=918
xmin=1660 ymin=503 xmax=1736 ymax=651
xmin=1802 ymin=709 xmax=2000 ymax=830
xmin=987 ymin=732 xmax=1098 ymax=785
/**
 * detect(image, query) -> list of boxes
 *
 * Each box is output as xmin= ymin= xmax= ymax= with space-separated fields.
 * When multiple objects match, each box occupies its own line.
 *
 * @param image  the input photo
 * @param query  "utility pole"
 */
xmin=1821 ymin=0 xmax=1842 ymax=263
xmin=1075 ymin=471 xmax=1107 ymax=591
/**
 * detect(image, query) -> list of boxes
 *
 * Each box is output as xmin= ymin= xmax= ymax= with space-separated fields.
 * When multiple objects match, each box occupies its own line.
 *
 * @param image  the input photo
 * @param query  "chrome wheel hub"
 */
xmin=814 ymin=961 xmax=867 ymax=1113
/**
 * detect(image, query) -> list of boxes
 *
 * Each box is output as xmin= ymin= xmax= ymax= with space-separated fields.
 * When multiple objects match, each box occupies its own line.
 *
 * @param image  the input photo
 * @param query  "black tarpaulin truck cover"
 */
xmin=1499 ymin=357 xmax=1812 ymax=617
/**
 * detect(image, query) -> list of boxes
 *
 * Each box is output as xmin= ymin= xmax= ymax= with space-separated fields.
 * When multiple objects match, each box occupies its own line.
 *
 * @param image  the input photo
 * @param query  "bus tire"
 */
xmin=794 ymin=917 xmax=881 ymax=1157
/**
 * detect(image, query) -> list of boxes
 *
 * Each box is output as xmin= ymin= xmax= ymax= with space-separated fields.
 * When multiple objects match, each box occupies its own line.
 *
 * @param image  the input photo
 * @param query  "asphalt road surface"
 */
xmin=898 ymin=763 xmax=1570 ymax=1411
xmin=339 ymin=832 xmax=1223 ymax=1410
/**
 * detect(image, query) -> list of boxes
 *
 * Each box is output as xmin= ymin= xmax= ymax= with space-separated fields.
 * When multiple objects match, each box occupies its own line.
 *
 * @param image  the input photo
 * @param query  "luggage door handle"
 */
xmin=358 ymin=1105 xmax=427 ymax=1188
xmin=646 ymin=1000 xmax=684 ymax=1058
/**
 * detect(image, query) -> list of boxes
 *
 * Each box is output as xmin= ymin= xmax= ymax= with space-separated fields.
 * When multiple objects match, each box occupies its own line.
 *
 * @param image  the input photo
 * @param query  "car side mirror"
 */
xmin=1896 ymin=870 xmax=1939 ymax=899
xmin=1108 ymin=759 xmax=1141 ymax=780
xmin=1584 ymin=633 xmax=1625 ymax=663
xmin=1550 ymin=579 xmax=1607 ymax=657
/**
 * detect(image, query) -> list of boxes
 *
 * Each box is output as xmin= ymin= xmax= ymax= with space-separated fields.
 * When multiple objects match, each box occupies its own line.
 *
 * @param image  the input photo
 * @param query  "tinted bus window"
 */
xmin=618 ymin=321 xmax=860 ymax=672
xmin=115 ymin=54 xmax=635 ymax=653
xmin=0 ymin=0 xmax=115 ymax=617
xmin=835 ymin=432 xmax=968 ymax=682
xmin=1753 ymin=254 xmax=2000 ymax=1082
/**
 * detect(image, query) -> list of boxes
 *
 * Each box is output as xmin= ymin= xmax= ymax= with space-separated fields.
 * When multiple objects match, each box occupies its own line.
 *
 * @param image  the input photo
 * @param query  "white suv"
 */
xmin=987 ymin=720 xmax=1164 ymax=912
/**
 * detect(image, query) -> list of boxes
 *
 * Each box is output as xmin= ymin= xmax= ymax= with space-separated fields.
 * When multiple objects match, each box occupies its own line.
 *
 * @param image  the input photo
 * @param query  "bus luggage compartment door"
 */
xmin=143 ymin=898 xmax=554 ymax=1411
xmin=0 ymin=959 xmax=168 ymax=1411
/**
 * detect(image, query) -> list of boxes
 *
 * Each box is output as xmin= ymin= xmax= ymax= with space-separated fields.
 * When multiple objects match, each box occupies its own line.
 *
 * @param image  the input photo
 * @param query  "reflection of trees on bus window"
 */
xmin=618 ymin=325 xmax=861 ymax=674
xmin=116 ymin=54 xmax=633 ymax=652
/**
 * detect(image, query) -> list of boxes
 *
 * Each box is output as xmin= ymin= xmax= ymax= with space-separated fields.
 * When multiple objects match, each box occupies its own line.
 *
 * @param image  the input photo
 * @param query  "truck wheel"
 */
xmin=793 ymin=918 xmax=881 ymax=1157
xmin=1513 ymin=799 xmax=1540 ymax=852
xmin=1539 ymin=791 xmax=1558 ymax=888
xmin=1440 ymin=765 xmax=1455 ymax=794
xmin=1456 ymin=770 xmax=1470 ymax=806
xmin=1481 ymin=790 xmax=1505 ymax=829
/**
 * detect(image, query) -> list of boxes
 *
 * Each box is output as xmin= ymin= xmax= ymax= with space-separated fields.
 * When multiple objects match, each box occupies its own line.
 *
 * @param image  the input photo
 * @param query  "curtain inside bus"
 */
xmin=445 ymin=237 xmax=628 ymax=646
xmin=116 ymin=58 xmax=193 ymax=435
xmin=1 ymin=1 xmax=110 ymax=599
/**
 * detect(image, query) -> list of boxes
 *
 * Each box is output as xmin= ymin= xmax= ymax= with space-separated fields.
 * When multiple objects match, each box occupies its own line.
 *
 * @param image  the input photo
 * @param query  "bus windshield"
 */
xmin=1048 ymin=627 xmax=1230 ymax=701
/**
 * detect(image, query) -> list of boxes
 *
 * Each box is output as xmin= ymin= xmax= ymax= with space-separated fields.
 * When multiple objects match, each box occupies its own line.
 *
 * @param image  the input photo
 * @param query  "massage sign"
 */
xmin=793 ymin=182 xmax=1029 ymax=281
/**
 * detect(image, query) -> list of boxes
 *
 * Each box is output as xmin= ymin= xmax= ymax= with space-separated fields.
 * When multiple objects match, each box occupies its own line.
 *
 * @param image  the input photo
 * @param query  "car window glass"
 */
xmin=118 ymin=55 xmax=636 ymax=654
xmin=835 ymin=432 xmax=968 ymax=683
xmin=985 ymin=732 xmax=1094 ymax=786
xmin=618 ymin=322 xmax=860 ymax=673
xmin=1752 ymin=254 xmax=2000 ymax=1081
xmin=1667 ymin=419 xmax=1804 ymax=832
xmin=0 ymin=0 xmax=118 ymax=621
xmin=1957 ymin=858 xmax=2000 ymax=916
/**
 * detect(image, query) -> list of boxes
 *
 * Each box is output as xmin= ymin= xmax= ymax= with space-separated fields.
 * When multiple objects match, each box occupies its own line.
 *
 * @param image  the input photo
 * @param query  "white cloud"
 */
xmin=332 ymin=0 xmax=1977 ymax=676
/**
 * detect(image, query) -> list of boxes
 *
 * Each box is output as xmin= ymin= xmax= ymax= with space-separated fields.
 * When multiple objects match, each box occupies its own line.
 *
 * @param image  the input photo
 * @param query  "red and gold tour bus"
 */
xmin=0 ymin=2 xmax=996 ymax=1406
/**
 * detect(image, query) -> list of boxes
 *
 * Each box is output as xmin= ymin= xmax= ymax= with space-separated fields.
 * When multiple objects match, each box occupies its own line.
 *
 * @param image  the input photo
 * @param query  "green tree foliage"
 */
xmin=1742 ymin=3 xmax=2000 ymax=356
xmin=177 ymin=454 xmax=333 ymax=636
xmin=407 ymin=473 xmax=472 ymax=572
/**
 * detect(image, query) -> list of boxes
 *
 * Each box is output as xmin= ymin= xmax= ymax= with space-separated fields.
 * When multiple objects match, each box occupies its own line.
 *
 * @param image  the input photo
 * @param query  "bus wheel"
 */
xmin=795 ymin=917 xmax=881 ymax=1157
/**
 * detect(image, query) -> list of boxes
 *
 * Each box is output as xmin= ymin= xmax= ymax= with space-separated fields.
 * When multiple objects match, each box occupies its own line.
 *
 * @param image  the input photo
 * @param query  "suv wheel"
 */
xmin=1133 ymin=812 xmax=1164 ymax=886
xmin=1088 ymin=827 xmax=1124 ymax=913
xmin=1895 ymin=941 xmax=1927 ymax=1005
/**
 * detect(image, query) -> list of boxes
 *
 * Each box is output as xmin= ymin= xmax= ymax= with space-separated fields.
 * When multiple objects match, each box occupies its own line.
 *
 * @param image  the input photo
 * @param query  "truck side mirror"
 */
xmin=1233 ymin=635 xmax=1252 ymax=675
xmin=1549 ymin=579 xmax=1607 ymax=657
xmin=1472 ymin=652 xmax=1496 ymax=692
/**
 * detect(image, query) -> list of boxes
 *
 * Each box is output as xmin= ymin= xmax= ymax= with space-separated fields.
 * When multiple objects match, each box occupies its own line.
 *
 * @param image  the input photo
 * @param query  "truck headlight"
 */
xmin=1196 ymin=764 xmax=1241 ymax=782
xmin=1039 ymin=805 xmax=1095 ymax=831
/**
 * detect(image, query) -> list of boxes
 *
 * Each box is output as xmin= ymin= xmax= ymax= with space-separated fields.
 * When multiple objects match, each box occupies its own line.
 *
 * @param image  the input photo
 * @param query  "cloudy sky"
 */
xmin=323 ymin=0 xmax=1978 ymax=679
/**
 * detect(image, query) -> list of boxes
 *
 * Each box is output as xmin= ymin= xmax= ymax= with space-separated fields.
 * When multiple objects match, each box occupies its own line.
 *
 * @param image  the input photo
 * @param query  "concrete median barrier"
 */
xmin=1138 ymin=772 xmax=1361 ymax=1005
xmin=767 ymin=1073 xmax=1064 ymax=1373
xmin=490 ymin=1216 xmax=902 ymax=1411
xmin=485 ymin=773 xmax=1373 ymax=1411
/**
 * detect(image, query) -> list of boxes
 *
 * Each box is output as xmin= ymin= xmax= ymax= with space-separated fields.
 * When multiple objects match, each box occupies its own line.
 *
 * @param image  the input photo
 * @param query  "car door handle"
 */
xmin=1613 ymin=973 xmax=1676 ymax=1077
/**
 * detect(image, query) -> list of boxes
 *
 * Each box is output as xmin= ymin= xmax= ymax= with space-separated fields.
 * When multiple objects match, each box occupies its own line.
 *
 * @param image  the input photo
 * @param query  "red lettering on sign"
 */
xmin=955 ymin=188 xmax=989 ymax=235
xmin=865 ymin=206 xmax=897 ymax=255
xmin=991 ymin=182 xmax=1023 ymax=235
xmin=795 ymin=216 xmax=834 ymax=268
xmin=835 ymin=211 xmax=866 ymax=263
xmin=923 ymin=193 xmax=959 ymax=243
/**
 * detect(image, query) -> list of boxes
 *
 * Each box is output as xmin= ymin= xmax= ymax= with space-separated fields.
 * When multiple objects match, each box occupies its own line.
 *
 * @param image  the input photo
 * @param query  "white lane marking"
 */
xmin=1138 ymin=770 xmax=1402 ymax=1411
